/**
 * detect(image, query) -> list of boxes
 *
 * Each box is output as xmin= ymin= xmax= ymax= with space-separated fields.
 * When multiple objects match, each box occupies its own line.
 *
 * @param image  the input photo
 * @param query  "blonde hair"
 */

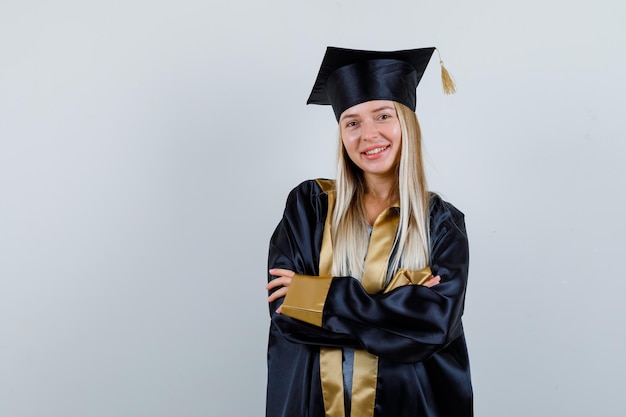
xmin=331 ymin=102 xmax=430 ymax=278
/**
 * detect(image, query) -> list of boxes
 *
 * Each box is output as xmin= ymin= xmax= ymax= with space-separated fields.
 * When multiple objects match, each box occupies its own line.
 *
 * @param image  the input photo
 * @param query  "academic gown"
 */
xmin=266 ymin=179 xmax=472 ymax=417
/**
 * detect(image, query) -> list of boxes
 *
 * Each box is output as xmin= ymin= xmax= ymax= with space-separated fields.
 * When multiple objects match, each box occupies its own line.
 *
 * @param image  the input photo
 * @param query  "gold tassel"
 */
xmin=436 ymin=49 xmax=456 ymax=95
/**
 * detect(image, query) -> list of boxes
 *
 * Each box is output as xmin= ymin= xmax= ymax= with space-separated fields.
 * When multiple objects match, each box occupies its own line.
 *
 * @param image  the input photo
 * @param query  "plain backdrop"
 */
xmin=1 ymin=1 xmax=625 ymax=416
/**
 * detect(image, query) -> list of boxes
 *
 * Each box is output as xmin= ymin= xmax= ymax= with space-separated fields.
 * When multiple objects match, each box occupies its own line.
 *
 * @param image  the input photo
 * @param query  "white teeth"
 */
xmin=364 ymin=146 xmax=388 ymax=155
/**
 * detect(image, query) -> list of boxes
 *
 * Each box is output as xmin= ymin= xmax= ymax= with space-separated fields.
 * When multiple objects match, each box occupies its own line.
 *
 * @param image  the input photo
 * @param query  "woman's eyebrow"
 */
xmin=340 ymin=106 xmax=395 ymax=122
xmin=340 ymin=113 xmax=358 ymax=122
xmin=372 ymin=106 xmax=395 ymax=113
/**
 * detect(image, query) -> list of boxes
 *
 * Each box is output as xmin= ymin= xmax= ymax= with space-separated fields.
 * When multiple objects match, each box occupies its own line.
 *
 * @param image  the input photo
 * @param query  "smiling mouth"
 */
xmin=363 ymin=145 xmax=390 ymax=155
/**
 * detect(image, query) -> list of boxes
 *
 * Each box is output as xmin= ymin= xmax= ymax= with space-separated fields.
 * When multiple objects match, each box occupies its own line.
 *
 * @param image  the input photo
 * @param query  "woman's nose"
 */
xmin=361 ymin=120 xmax=378 ymax=140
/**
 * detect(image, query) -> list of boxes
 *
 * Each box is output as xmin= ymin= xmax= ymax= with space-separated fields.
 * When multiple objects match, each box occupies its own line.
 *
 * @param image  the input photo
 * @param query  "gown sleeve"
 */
xmin=267 ymin=181 xmax=361 ymax=347
xmin=269 ymin=183 xmax=470 ymax=363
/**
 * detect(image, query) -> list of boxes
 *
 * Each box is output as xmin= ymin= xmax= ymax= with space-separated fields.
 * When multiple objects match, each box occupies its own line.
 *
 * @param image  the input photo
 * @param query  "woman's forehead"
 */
xmin=340 ymin=100 xmax=397 ymax=120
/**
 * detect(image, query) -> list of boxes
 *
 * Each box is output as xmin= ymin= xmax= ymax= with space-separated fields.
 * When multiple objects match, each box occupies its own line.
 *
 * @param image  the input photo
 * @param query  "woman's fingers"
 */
xmin=266 ymin=269 xmax=295 ymax=290
xmin=267 ymin=286 xmax=288 ymax=302
xmin=269 ymin=268 xmax=295 ymax=278
xmin=266 ymin=276 xmax=292 ymax=291
xmin=422 ymin=275 xmax=441 ymax=288
xmin=266 ymin=269 xmax=296 ymax=304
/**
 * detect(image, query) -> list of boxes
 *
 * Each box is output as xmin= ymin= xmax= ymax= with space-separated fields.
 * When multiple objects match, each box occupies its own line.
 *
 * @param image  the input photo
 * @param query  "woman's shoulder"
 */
xmin=286 ymin=179 xmax=335 ymax=200
xmin=282 ymin=179 xmax=335 ymax=210
xmin=428 ymin=192 xmax=466 ymax=233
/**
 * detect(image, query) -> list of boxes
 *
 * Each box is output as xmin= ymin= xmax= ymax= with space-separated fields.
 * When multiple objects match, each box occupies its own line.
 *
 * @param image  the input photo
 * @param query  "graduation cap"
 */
xmin=307 ymin=46 xmax=455 ymax=120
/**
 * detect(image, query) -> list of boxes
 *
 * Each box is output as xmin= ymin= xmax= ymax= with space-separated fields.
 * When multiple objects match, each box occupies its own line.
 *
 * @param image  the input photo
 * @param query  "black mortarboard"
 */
xmin=307 ymin=46 xmax=452 ymax=121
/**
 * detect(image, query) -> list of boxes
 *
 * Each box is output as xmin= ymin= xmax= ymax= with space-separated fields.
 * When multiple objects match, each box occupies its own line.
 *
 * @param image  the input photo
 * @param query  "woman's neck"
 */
xmin=363 ymin=176 xmax=398 ymax=225
xmin=364 ymin=175 xmax=397 ymax=202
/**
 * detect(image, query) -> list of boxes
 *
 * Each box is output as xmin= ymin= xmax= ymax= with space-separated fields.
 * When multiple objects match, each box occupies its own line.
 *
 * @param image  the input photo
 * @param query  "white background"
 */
xmin=1 ymin=1 xmax=625 ymax=416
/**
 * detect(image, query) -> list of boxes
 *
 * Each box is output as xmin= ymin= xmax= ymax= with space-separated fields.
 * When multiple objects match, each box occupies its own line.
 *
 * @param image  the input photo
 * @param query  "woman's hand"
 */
xmin=266 ymin=268 xmax=295 ymax=313
xmin=422 ymin=275 xmax=441 ymax=288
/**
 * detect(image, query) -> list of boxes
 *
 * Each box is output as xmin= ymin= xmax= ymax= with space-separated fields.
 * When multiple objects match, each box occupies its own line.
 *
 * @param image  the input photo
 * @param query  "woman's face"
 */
xmin=339 ymin=100 xmax=402 ymax=182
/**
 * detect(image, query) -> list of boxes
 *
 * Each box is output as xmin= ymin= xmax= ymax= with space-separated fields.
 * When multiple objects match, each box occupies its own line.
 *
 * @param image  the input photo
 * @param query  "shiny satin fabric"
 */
xmin=319 ymin=347 xmax=345 ymax=417
xmin=266 ymin=180 xmax=472 ymax=417
xmin=384 ymin=267 xmax=433 ymax=293
xmin=306 ymin=47 xmax=436 ymax=120
xmin=361 ymin=206 xmax=400 ymax=293
xmin=281 ymin=274 xmax=333 ymax=326
xmin=326 ymin=60 xmax=418 ymax=121
xmin=351 ymin=350 xmax=378 ymax=416
xmin=315 ymin=180 xmax=398 ymax=417
xmin=314 ymin=180 xmax=347 ymax=417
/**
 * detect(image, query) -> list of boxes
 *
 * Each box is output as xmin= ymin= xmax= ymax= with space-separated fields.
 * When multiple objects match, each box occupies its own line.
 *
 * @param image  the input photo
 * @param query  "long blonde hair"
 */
xmin=330 ymin=102 xmax=430 ymax=278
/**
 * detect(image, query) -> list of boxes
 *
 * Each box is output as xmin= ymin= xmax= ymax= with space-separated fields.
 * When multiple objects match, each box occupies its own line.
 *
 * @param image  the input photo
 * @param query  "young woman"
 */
xmin=265 ymin=47 xmax=472 ymax=417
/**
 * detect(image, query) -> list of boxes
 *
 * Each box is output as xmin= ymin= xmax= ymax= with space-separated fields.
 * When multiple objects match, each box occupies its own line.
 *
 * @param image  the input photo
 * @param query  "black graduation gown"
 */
xmin=266 ymin=179 xmax=472 ymax=417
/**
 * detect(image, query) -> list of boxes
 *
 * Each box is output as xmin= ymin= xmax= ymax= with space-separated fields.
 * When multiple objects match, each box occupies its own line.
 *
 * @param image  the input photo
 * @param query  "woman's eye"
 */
xmin=379 ymin=114 xmax=389 ymax=120
xmin=346 ymin=121 xmax=357 ymax=128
